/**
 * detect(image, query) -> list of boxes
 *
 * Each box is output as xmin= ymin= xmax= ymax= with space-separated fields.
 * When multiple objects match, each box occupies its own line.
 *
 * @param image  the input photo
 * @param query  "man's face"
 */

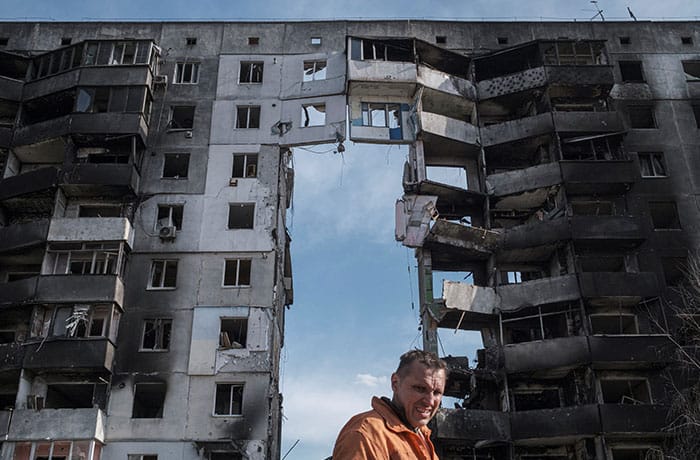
xmin=391 ymin=361 xmax=446 ymax=428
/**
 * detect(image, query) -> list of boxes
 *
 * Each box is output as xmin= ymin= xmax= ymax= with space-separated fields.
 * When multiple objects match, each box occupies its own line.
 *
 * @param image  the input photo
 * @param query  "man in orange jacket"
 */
xmin=332 ymin=350 xmax=447 ymax=460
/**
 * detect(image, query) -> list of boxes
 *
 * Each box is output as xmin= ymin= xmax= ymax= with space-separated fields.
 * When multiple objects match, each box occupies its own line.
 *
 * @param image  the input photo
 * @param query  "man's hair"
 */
xmin=395 ymin=349 xmax=447 ymax=377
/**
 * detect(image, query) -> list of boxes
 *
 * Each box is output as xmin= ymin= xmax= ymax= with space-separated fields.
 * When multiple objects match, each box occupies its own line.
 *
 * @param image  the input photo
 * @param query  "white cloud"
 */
xmin=354 ymin=373 xmax=389 ymax=387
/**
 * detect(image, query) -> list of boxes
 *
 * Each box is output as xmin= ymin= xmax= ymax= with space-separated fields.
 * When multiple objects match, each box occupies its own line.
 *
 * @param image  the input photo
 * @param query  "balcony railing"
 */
xmin=7 ymin=408 xmax=106 ymax=442
xmin=61 ymin=163 xmax=140 ymax=197
xmin=0 ymin=219 xmax=49 ymax=253
xmin=36 ymin=274 xmax=124 ymax=306
xmin=22 ymin=337 xmax=115 ymax=373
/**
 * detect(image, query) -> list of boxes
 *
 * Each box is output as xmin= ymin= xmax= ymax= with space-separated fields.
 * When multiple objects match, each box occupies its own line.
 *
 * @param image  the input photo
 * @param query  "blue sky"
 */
xmin=4 ymin=1 xmax=699 ymax=459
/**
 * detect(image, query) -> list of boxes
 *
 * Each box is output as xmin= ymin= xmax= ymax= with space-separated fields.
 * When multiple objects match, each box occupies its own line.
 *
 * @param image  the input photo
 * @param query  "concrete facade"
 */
xmin=0 ymin=19 xmax=699 ymax=460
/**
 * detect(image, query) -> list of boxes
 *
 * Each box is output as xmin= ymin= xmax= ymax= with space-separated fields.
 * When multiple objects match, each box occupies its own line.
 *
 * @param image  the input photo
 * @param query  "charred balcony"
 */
xmin=61 ymin=163 xmax=140 ymax=197
xmin=589 ymin=335 xmax=674 ymax=369
xmin=579 ymin=271 xmax=659 ymax=302
xmin=432 ymin=409 xmax=510 ymax=443
xmin=425 ymin=220 xmax=500 ymax=260
xmin=599 ymin=404 xmax=668 ymax=436
xmin=8 ymin=408 xmax=106 ymax=443
xmin=0 ymin=219 xmax=49 ymax=253
xmin=560 ymin=160 xmax=637 ymax=195
xmin=0 ymin=76 xmax=23 ymax=102
xmin=510 ymin=405 xmax=601 ymax=442
xmin=0 ymin=277 xmax=38 ymax=306
xmin=0 ymin=167 xmax=58 ymax=203
xmin=22 ymin=337 xmax=115 ymax=373
xmin=35 ymin=274 xmax=124 ymax=307
xmin=0 ymin=342 xmax=26 ymax=373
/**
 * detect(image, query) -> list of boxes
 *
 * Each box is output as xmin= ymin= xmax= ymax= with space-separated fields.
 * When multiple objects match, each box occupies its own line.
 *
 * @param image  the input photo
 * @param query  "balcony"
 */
xmin=0 ymin=342 xmax=26 ymax=372
xmin=510 ymin=405 xmax=600 ymax=441
xmin=61 ymin=163 xmax=140 ymax=197
xmin=0 ymin=277 xmax=38 ymax=306
xmin=0 ymin=167 xmax=58 ymax=202
xmin=0 ymin=125 xmax=11 ymax=148
xmin=425 ymin=220 xmax=500 ymax=260
xmin=0 ymin=75 xmax=24 ymax=101
xmin=13 ymin=112 xmax=148 ymax=149
xmin=0 ymin=410 xmax=10 ymax=438
xmin=48 ymin=217 xmax=133 ymax=245
xmin=418 ymin=65 xmax=477 ymax=101
xmin=589 ymin=335 xmax=674 ymax=369
xmin=477 ymin=66 xmax=548 ymax=100
xmin=487 ymin=162 xmax=562 ymax=199
xmin=499 ymin=274 xmax=581 ymax=311
xmin=481 ymin=113 xmax=554 ymax=147
xmin=503 ymin=336 xmax=590 ymax=374
xmin=0 ymin=219 xmax=49 ymax=253
xmin=560 ymin=160 xmax=637 ymax=194
xmin=408 ymin=181 xmax=485 ymax=220
xmin=347 ymin=59 xmax=417 ymax=96
xmin=432 ymin=409 xmax=510 ymax=442
xmin=552 ymin=111 xmax=623 ymax=133
xmin=22 ymin=338 xmax=115 ymax=373
xmin=7 ymin=408 xmax=106 ymax=442
xmin=579 ymin=272 xmax=659 ymax=300
xmin=570 ymin=215 xmax=646 ymax=249
xmin=35 ymin=274 xmax=124 ymax=307
xmin=599 ymin=404 xmax=668 ymax=435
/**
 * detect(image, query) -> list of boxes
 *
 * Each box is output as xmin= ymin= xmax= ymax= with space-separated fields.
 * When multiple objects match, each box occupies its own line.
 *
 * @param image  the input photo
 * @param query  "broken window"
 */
xmin=511 ymin=387 xmax=562 ymax=411
xmin=682 ymin=36 xmax=693 ymax=45
xmin=22 ymin=89 xmax=75 ymax=125
xmin=239 ymin=61 xmax=263 ymax=83
xmin=227 ymin=203 xmax=255 ymax=229
xmin=232 ymin=153 xmax=258 ymax=178
xmin=220 ymin=317 xmax=248 ymax=348
xmin=628 ymin=106 xmax=656 ymax=128
xmin=579 ymin=255 xmax=625 ymax=272
xmin=590 ymin=314 xmax=639 ymax=334
xmin=46 ymin=383 xmax=106 ymax=409
xmin=435 ymin=36 xmax=447 ymax=44
xmin=661 ymin=257 xmax=686 ymax=285
xmin=168 ymin=105 xmax=195 ymax=130
xmin=236 ymin=105 xmax=260 ymax=128
xmin=502 ymin=308 xmax=575 ymax=344
xmin=349 ymin=37 xmax=413 ymax=62
xmin=638 ymin=152 xmax=667 ymax=177
xmin=649 ymin=201 xmax=681 ymax=229
xmin=0 ymin=99 xmax=18 ymax=127
xmin=214 ymin=383 xmax=243 ymax=415
xmin=162 ymin=153 xmax=189 ymax=179
xmin=619 ymin=36 xmax=631 ymax=45
xmin=16 ymin=441 xmax=98 ymax=460
xmin=174 ymin=62 xmax=199 ymax=84
xmin=682 ymin=60 xmax=700 ymax=81
xmin=30 ymin=304 xmax=113 ymax=338
xmin=132 ymin=382 xmax=166 ymax=418
xmin=570 ymin=200 xmax=614 ymax=216
xmin=361 ymin=102 xmax=401 ymax=128
xmin=600 ymin=378 xmax=651 ymax=404
xmin=561 ymin=134 xmax=625 ymax=161
xmin=303 ymin=60 xmax=327 ymax=82
xmin=156 ymin=204 xmax=184 ymax=231
xmin=223 ymin=259 xmax=252 ymax=287
xmin=247 ymin=37 xmax=259 ymax=45
xmin=44 ymin=242 xmax=123 ymax=276
xmin=148 ymin=260 xmax=178 ymax=289
xmin=186 ymin=37 xmax=197 ymax=46
xmin=78 ymin=205 xmax=122 ymax=218
xmin=141 ymin=318 xmax=172 ymax=351
xmin=301 ymin=103 xmax=326 ymax=127
xmin=543 ymin=41 xmax=605 ymax=65
xmin=619 ymin=60 xmax=645 ymax=82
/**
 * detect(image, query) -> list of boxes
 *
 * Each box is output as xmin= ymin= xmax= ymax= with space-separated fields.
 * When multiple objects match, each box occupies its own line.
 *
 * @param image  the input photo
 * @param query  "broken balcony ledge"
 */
xmin=417 ymin=65 xmax=477 ymax=100
xmin=418 ymin=111 xmax=480 ymax=146
xmin=7 ymin=408 xmax=106 ymax=442
xmin=433 ymin=404 xmax=668 ymax=442
xmin=22 ymin=337 xmax=116 ymax=373
xmin=0 ymin=219 xmax=50 ymax=253
xmin=0 ymin=167 xmax=59 ymax=202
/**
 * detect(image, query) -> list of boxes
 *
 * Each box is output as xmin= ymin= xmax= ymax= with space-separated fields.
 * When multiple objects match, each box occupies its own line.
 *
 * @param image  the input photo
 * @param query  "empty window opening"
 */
xmin=46 ymin=383 xmax=106 ymax=409
xmin=44 ymin=242 xmax=124 ymax=276
xmin=232 ymin=153 xmax=258 ymax=178
xmin=186 ymin=37 xmax=197 ymax=46
xmin=638 ymin=152 xmax=667 ymax=177
xmin=301 ymin=103 xmax=326 ymax=127
xmin=692 ymin=104 xmax=700 ymax=128
xmin=543 ymin=41 xmax=605 ymax=66
xmin=303 ymin=60 xmax=327 ymax=82
xmin=361 ymin=102 xmax=401 ymax=128
xmin=600 ymin=378 xmax=651 ymax=404
xmin=22 ymin=90 xmax=75 ymax=125
xmin=214 ymin=383 xmax=243 ymax=415
xmin=0 ymin=99 xmax=18 ymax=127
xmin=239 ymin=61 xmax=263 ymax=83
xmin=681 ymin=36 xmax=693 ymax=45
xmin=435 ymin=36 xmax=447 ymax=44
xmin=32 ymin=304 xmax=115 ymax=339
xmin=174 ymin=62 xmax=199 ymax=84
xmin=220 ymin=317 xmax=248 ymax=348
xmin=17 ymin=441 xmax=97 ymax=460
xmin=162 ymin=153 xmax=189 ymax=179
xmin=590 ymin=314 xmax=639 ymax=334
xmin=0 ymin=38 xmax=8 ymax=47
xmin=169 ymin=106 xmax=195 ymax=130
xmin=682 ymin=60 xmax=700 ymax=81
xmin=570 ymin=200 xmax=614 ymax=216
xmin=132 ymin=382 xmax=166 ymax=418
xmin=511 ymin=387 xmax=562 ymax=411
xmin=661 ymin=257 xmax=686 ymax=286
xmin=236 ymin=105 xmax=260 ymax=129
xmin=497 ymin=37 xmax=508 ymax=45
xmin=156 ymin=204 xmax=183 ymax=231
xmin=141 ymin=318 xmax=172 ymax=351
xmin=649 ymin=201 xmax=681 ymax=229
xmin=223 ymin=259 xmax=252 ymax=287
xmin=501 ymin=308 xmax=576 ymax=344
xmin=579 ymin=255 xmax=625 ymax=272
xmin=0 ymin=330 xmax=16 ymax=343
xmin=247 ymin=37 xmax=259 ymax=45
xmin=561 ymin=135 xmax=625 ymax=161
xmin=628 ymin=106 xmax=656 ymax=128
xmin=228 ymin=204 xmax=255 ymax=229
xmin=310 ymin=36 xmax=322 ymax=45
xmin=610 ymin=447 xmax=662 ymax=460
xmin=619 ymin=60 xmax=645 ymax=82
xmin=349 ymin=37 xmax=413 ymax=62
xmin=149 ymin=260 xmax=178 ymax=289
xmin=61 ymin=37 xmax=72 ymax=46
xmin=619 ymin=36 xmax=631 ymax=45
xmin=426 ymin=166 xmax=468 ymax=190
xmin=78 ymin=205 xmax=122 ymax=218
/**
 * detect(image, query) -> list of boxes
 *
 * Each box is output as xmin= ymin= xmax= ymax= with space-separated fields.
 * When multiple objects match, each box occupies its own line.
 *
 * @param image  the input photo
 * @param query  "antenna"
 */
xmin=589 ymin=0 xmax=605 ymax=21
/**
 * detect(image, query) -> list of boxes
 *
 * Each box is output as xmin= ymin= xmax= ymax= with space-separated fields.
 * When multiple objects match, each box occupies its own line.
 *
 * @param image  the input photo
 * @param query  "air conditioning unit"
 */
xmin=153 ymin=75 xmax=168 ymax=86
xmin=159 ymin=226 xmax=177 ymax=240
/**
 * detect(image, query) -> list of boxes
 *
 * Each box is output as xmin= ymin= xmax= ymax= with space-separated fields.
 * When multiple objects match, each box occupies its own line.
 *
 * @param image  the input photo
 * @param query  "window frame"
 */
xmin=213 ymin=383 xmax=244 ymax=416
xmin=155 ymin=204 xmax=184 ymax=231
xmin=148 ymin=259 xmax=178 ymax=289
xmin=302 ymin=60 xmax=327 ymax=82
xmin=649 ymin=201 xmax=682 ymax=230
xmin=162 ymin=153 xmax=190 ymax=179
xmin=174 ymin=62 xmax=200 ymax=84
xmin=222 ymin=259 xmax=252 ymax=287
xmin=627 ymin=105 xmax=657 ymax=129
xmin=238 ymin=61 xmax=264 ymax=84
xmin=618 ymin=60 xmax=645 ymax=82
xmin=168 ymin=105 xmax=195 ymax=130
xmin=227 ymin=203 xmax=255 ymax=229
xmin=219 ymin=317 xmax=248 ymax=349
xmin=638 ymin=152 xmax=667 ymax=178
xmin=232 ymin=153 xmax=258 ymax=178
xmin=300 ymin=103 xmax=326 ymax=127
xmin=235 ymin=105 xmax=261 ymax=129
xmin=361 ymin=102 xmax=401 ymax=128
xmin=139 ymin=318 xmax=172 ymax=352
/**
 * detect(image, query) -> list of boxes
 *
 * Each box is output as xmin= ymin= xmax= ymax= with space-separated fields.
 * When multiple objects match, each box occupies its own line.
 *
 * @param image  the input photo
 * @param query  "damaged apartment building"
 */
xmin=0 ymin=19 xmax=699 ymax=460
